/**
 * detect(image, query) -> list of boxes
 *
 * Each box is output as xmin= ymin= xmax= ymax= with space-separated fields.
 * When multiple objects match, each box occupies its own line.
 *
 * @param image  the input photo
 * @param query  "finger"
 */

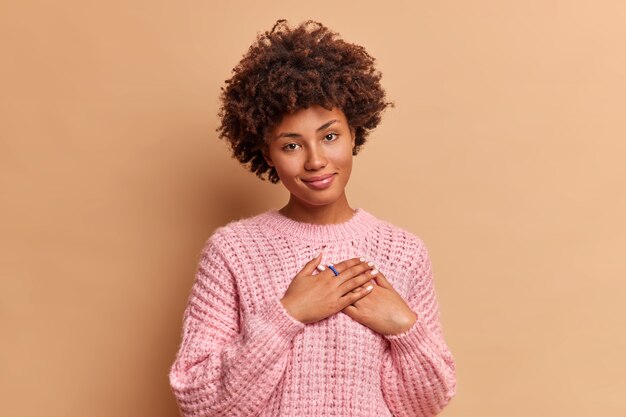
xmin=338 ymin=283 xmax=374 ymax=309
xmin=351 ymin=279 xmax=378 ymax=293
xmin=339 ymin=269 xmax=378 ymax=293
xmin=298 ymin=251 xmax=324 ymax=276
xmin=342 ymin=304 xmax=359 ymax=318
xmin=349 ymin=284 xmax=368 ymax=294
xmin=336 ymin=261 xmax=374 ymax=283
xmin=328 ymin=257 xmax=364 ymax=274
xmin=336 ymin=258 xmax=377 ymax=280
xmin=372 ymin=270 xmax=393 ymax=289
xmin=349 ymin=285 xmax=361 ymax=293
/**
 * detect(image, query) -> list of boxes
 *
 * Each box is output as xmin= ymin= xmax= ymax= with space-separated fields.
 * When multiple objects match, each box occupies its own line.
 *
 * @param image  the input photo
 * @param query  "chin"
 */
xmin=294 ymin=192 xmax=343 ymax=207
xmin=281 ymin=176 xmax=349 ymax=207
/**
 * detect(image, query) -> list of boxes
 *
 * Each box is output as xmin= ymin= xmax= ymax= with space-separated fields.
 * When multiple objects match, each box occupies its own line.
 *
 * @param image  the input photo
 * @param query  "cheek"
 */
xmin=271 ymin=155 xmax=300 ymax=179
xmin=330 ymin=146 xmax=354 ymax=169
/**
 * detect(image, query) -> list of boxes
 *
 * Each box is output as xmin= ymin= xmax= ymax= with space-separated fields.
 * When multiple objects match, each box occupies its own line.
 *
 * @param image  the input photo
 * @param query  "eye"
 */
xmin=282 ymin=143 xmax=300 ymax=152
xmin=323 ymin=133 xmax=338 ymax=142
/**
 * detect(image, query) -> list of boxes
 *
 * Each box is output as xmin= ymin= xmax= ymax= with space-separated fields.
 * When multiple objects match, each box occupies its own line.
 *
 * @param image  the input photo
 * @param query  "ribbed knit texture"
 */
xmin=169 ymin=208 xmax=456 ymax=417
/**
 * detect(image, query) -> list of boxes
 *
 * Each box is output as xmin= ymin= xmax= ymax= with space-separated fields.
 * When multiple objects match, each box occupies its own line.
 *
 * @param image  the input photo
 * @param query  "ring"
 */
xmin=328 ymin=264 xmax=339 ymax=276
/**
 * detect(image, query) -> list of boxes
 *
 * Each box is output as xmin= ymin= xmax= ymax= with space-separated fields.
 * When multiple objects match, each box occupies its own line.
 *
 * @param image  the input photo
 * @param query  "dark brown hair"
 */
xmin=217 ymin=19 xmax=392 ymax=183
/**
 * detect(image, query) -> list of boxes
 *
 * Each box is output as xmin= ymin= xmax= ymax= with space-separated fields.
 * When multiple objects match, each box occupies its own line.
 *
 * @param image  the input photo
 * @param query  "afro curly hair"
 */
xmin=217 ymin=19 xmax=393 ymax=183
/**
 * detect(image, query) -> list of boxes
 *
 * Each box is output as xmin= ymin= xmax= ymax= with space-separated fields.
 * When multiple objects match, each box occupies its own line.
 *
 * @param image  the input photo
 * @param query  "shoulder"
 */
xmin=200 ymin=210 xmax=274 ymax=256
xmin=364 ymin=210 xmax=431 ymax=268
xmin=365 ymin=210 xmax=425 ymax=247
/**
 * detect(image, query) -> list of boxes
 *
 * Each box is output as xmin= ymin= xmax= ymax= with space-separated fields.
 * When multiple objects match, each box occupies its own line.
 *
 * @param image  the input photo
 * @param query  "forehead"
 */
xmin=271 ymin=105 xmax=347 ymax=134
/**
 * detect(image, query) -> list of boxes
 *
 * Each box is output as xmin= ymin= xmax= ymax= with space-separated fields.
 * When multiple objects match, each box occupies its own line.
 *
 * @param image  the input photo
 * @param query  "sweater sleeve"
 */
xmin=380 ymin=239 xmax=456 ymax=417
xmin=168 ymin=236 xmax=305 ymax=417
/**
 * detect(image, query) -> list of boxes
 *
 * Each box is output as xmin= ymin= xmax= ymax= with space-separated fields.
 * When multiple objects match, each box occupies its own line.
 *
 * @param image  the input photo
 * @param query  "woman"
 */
xmin=169 ymin=20 xmax=456 ymax=417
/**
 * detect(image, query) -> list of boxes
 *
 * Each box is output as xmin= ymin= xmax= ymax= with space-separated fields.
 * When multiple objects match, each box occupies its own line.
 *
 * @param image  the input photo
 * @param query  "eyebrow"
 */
xmin=274 ymin=119 xmax=339 ymax=140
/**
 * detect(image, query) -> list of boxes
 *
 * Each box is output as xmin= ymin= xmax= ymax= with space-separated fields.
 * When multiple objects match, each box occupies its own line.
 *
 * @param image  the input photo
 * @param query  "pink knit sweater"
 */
xmin=169 ymin=208 xmax=456 ymax=417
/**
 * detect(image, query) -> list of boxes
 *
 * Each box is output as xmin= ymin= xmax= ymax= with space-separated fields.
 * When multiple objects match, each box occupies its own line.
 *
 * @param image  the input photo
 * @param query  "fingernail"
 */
xmin=368 ymin=261 xmax=375 ymax=267
xmin=317 ymin=264 xmax=326 ymax=272
xmin=359 ymin=257 xmax=366 ymax=262
xmin=370 ymin=269 xmax=379 ymax=275
xmin=366 ymin=285 xmax=374 ymax=291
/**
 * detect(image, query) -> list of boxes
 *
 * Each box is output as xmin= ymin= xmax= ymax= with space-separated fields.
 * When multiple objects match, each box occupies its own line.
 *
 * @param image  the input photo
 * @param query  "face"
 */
xmin=263 ymin=105 xmax=356 ymax=209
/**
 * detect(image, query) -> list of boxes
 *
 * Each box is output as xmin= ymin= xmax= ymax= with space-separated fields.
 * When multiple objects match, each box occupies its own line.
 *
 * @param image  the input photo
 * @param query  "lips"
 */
xmin=301 ymin=173 xmax=336 ymax=190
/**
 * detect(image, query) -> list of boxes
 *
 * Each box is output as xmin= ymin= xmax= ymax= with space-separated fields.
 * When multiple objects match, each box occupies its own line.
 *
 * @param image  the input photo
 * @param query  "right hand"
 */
xmin=280 ymin=253 xmax=376 ymax=324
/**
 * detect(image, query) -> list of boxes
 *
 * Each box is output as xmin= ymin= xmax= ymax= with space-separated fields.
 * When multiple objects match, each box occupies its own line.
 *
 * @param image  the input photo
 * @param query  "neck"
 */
xmin=279 ymin=193 xmax=355 ymax=225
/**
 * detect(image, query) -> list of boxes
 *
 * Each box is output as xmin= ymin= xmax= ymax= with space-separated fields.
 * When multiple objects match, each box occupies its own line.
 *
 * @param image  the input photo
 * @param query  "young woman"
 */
xmin=169 ymin=20 xmax=456 ymax=417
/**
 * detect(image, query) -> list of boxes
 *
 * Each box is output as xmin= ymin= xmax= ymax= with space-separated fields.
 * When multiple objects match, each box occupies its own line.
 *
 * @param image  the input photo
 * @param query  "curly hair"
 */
xmin=217 ymin=19 xmax=393 ymax=183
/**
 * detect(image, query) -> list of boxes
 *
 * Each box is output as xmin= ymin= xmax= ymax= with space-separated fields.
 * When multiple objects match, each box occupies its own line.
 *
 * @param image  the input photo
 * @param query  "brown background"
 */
xmin=1 ymin=1 xmax=625 ymax=416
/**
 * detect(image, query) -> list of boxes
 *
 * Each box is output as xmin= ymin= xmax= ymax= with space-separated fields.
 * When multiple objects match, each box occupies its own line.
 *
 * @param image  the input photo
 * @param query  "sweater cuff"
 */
xmin=383 ymin=319 xmax=437 ymax=353
xmin=256 ymin=298 xmax=306 ymax=340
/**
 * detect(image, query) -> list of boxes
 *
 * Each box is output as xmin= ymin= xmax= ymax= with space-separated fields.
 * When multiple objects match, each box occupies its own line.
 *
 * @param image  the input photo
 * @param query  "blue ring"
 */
xmin=328 ymin=265 xmax=339 ymax=276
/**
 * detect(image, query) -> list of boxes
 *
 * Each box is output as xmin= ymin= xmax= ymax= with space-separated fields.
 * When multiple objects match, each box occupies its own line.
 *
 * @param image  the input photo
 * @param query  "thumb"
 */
xmin=299 ymin=250 xmax=323 ymax=276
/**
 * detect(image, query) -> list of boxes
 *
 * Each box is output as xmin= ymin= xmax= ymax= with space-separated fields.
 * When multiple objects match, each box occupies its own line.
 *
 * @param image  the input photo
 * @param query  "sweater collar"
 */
xmin=257 ymin=208 xmax=375 ymax=243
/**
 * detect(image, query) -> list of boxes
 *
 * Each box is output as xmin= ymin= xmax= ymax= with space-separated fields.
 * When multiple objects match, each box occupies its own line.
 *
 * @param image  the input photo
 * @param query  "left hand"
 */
xmin=342 ymin=268 xmax=418 ymax=336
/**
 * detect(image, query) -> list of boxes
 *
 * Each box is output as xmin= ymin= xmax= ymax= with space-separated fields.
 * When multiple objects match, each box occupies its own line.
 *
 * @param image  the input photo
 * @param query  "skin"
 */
xmin=263 ymin=105 xmax=356 ymax=225
xmin=263 ymin=105 xmax=418 ymax=335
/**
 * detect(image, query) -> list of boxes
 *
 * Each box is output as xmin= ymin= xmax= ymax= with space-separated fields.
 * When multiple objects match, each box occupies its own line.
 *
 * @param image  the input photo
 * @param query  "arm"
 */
xmin=380 ymin=240 xmax=456 ymax=417
xmin=168 ymin=236 xmax=305 ymax=417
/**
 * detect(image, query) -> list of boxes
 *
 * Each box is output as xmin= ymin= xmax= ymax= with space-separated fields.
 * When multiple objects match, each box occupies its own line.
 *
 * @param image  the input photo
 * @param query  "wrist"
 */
xmin=280 ymin=297 xmax=303 ymax=323
xmin=387 ymin=310 xmax=418 ymax=335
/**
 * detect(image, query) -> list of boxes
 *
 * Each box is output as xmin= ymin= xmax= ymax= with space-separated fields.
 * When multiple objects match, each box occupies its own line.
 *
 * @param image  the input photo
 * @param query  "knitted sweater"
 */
xmin=169 ymin=208 xmax=456 ymax=417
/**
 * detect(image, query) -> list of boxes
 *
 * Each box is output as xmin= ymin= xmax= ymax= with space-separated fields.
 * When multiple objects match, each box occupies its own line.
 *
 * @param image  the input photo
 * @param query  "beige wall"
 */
xmin=1 ymin=1 xmax=625 ymax=416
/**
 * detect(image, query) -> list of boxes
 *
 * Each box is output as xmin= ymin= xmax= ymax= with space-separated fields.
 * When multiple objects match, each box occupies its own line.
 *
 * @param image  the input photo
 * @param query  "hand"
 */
xmin=342 ymin=268 xmax=418 ymax=335
xmin=280 ymin=253 xmax=377 ymax=324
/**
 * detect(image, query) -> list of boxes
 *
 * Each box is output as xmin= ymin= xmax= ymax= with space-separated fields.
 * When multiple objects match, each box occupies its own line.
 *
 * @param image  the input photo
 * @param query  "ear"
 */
xmin=262 ymin=146 xmax=274 ymax=167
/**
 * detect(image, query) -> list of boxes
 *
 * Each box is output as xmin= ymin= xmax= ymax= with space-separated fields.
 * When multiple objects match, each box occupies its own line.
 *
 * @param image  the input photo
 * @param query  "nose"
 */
xmin=304 ymin=144 xmax=327 ymax=171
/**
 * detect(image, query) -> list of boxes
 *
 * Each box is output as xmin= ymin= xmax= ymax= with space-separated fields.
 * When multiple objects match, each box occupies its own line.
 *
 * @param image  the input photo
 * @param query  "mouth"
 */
xmin=301 ymin=173 xmax=336 ymax=190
